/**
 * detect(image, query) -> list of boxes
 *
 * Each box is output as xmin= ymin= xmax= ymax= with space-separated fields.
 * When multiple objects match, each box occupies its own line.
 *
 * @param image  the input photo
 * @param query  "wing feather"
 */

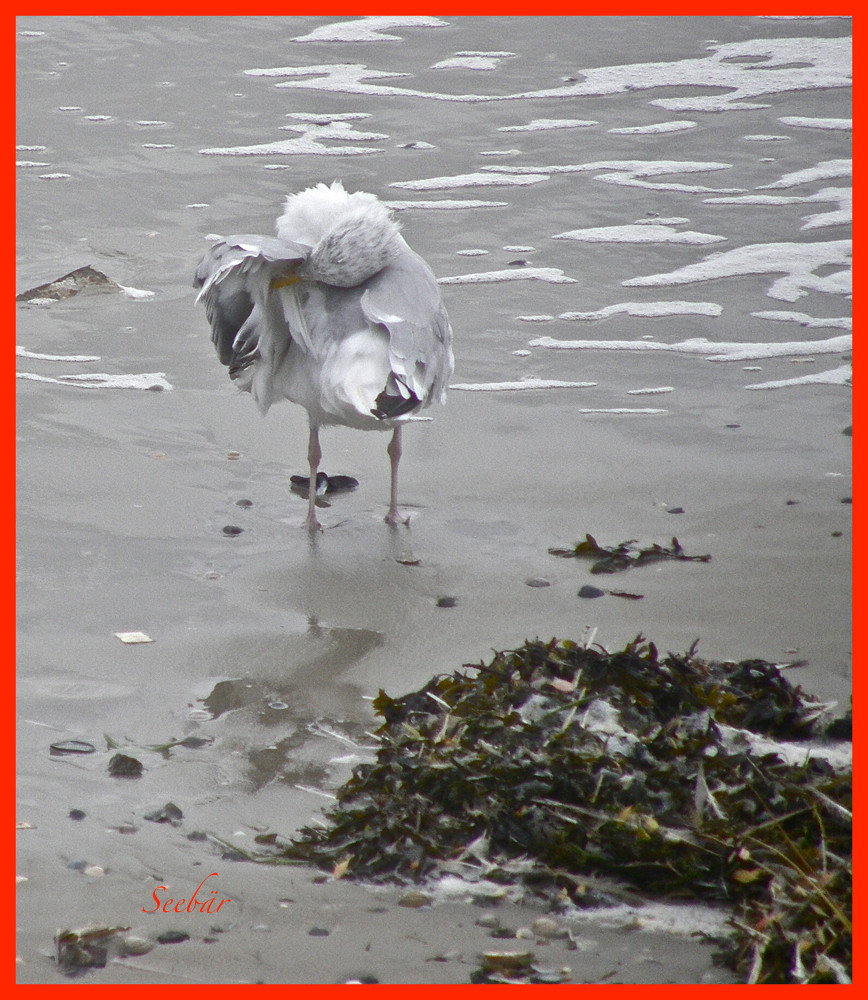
xmin=360 ymin=239 xmax=454 ymax=408
xmin=194 ymin=236 xmax=307 ymax=372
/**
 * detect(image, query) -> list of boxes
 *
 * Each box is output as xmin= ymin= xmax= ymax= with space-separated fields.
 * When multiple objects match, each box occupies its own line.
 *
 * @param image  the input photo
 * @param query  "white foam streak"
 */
xmin=704 ymin=187 xmax=851 ymax=230
xmin=745 ymin=365 xmax=851 ymax=390
xmin=623 ymin=240 xmax=851 ymax=302
xmin=482 ymin=159 xmax=744 ymax=194
xmin=200 ymin=119 xmax=387 ymax=157
xmin=439 ymin=267 xmax=576 ymax=285
xmin=758 ymin=158 xmax=851 ymax=189
xmin=751 ymin=311 xmax=851 ymax=330
xmin=529 ymin=334 xmax=852 ymax=362
xmin=290 ymin=16 xmax=448 ymax=43
xmin=431 ymin=52 xmax=516 ymax=71
xmin=384 ymin=199 xmax=508 ymax=210
xmin=498 ymin=118 xmax=598 ymax=131
xmin=249 ymin=36 xmax=849 ymax=113
xmin=554 ymin=224 xmax=725 ymax=244
xmin=451 ymin=379 xmax=595 ymax=391
xmin=390 ymin=171 xmax=548 ymax=190
xmin=557 ymin=301 xmax=722 ymax=321
xmin=16 ymin=346 xmax=99 ymax=362
xmin=17 ymin=372 xmax=172 ymax=390
xmin=779 ymin=116 xmax=852 ymax=131
xmin=609 ymin=120 xmax=697 ymax=134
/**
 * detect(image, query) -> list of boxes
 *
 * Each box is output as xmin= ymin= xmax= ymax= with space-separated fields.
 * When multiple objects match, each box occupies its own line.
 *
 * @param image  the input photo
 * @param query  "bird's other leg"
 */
xmin=304 ymin=422 xmax=323 ymax=531
xmin=384 ymin=425 xmax=409 ymax=526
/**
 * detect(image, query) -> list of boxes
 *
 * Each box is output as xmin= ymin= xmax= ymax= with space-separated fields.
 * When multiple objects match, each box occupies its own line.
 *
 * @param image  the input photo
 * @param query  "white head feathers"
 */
xmin=276 ymin=180 xmax=402 ymax=288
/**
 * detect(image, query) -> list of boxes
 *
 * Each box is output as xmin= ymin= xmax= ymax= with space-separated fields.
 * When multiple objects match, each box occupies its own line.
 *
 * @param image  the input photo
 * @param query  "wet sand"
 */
xmin=16 ymin=15 xmax=850 ymax=984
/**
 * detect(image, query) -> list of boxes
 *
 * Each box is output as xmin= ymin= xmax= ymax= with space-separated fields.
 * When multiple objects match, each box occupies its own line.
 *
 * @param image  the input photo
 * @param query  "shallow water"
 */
xmin=17 ymin=15 xmax=850 ymax=984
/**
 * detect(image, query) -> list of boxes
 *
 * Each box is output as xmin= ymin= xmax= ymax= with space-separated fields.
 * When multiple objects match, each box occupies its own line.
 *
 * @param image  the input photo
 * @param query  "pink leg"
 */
xmin=384 ymin=426 xmax=408 ymax=526
xmin=304 ymin=422 xmax=322 ymax=531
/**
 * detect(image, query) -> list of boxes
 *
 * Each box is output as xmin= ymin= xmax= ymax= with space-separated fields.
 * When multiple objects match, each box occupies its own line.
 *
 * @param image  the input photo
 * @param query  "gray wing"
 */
xmin=194 ymin=236 xmax=308 ymax=373
xmin=360 ymin=238 xmax=454 ymax=409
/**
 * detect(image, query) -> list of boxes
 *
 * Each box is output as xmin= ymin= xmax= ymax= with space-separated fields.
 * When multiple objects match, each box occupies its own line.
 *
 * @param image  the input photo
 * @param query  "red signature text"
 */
xmin=143 ymin=872 xmax=231 ymax=914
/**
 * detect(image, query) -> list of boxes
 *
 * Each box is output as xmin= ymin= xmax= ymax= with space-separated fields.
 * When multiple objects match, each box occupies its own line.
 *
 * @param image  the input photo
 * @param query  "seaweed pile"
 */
xmin=549 ymin=534 xmax=711 ymax=574
xmin=261 ymin=638 xmax=850 ymax=984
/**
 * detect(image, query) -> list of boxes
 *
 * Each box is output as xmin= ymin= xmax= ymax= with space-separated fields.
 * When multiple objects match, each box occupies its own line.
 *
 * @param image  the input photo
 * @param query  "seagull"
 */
xmin=194 ymin=181 xmax=454 ymax=531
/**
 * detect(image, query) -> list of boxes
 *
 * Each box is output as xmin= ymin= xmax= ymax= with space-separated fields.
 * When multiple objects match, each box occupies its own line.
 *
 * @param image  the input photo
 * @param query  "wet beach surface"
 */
xmin=16 ymin=16 xmax=850 ymax=983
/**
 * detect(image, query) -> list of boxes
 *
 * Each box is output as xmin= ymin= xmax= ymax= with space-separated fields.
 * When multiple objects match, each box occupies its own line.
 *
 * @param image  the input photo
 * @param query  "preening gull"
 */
xmin=195 ymin=181 xmax=454 ymax=530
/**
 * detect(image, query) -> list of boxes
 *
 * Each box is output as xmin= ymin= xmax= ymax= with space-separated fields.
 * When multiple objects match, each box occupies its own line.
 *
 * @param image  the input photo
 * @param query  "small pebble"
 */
xmin=222 ymin=525 xmax=243 ymax=536
xmin=157 ymin=931 xmax=189 ymax=945
xmin=481 ymin=950 xmax=533 ymax=972
xmin=226 ymin=451 xmax=241 ymax=460
xmin=666 ymin=506 xmax=685 ymax=514
xmin=533 ymin=968 xmax=568 ymax=984
xmin=841 ymin=497 xmax=852 ymax=504
xmin=476 ymin=913 xmax=501 ymax=929
xmin=108 ymin=753 xmax=143 ymax=778
xmin=83 ymin=865 xmax=105 ymax=877
xmin=179 ymin=736 xmax=210 ymax=749
xmin=68 ymin=809 xmax=86 ymax=821
xmin=578 ymin=585 xmax=605 ymax=599
xmin=120 ymin=935 xmax=153 ymax=957
xmin=831 ymin=530 xmax=843 ymax=537
xmin=308 ymin=927 xmax=330 ymax=937
xmin=532 ymin=917 xmax=566 ymax=939
xmin=525 ymin=577 xmax=551 ymax=588
xmin=235 ymin=498 xmax=253 ymax=507
xmin=399 ymin=889 xmax=433 ymax=908
xmin=144 ymin=802 xmax=183 ymax=826
xmin=436 ymin=596 xmax=457 ymax=608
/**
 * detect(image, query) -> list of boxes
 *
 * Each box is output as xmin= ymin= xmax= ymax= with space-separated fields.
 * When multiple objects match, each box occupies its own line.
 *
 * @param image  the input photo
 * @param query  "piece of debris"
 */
xmin=16 ymin=265 xmax=153 ymax=302
xmin=113 ymin=631 xmax=154 ymax=644
xmin=157 ymin=930 xmax=189 ymax=945
xmin=55 ymin=925 xmax=131 ymax=974
xmin=549 ymin=534 xmax=711 ymax=574
xmin=252 ymin=636 xmax=850 ymax=985
xmin=107 ymin=753 xmax=143 ymax=778
xmin=290 ymin=473 xmax=359 ymax=498
xmin=50 ymin=740 xmax=96 ymax=755
xmin=143 ymin=802 xmax=183 ymax=826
